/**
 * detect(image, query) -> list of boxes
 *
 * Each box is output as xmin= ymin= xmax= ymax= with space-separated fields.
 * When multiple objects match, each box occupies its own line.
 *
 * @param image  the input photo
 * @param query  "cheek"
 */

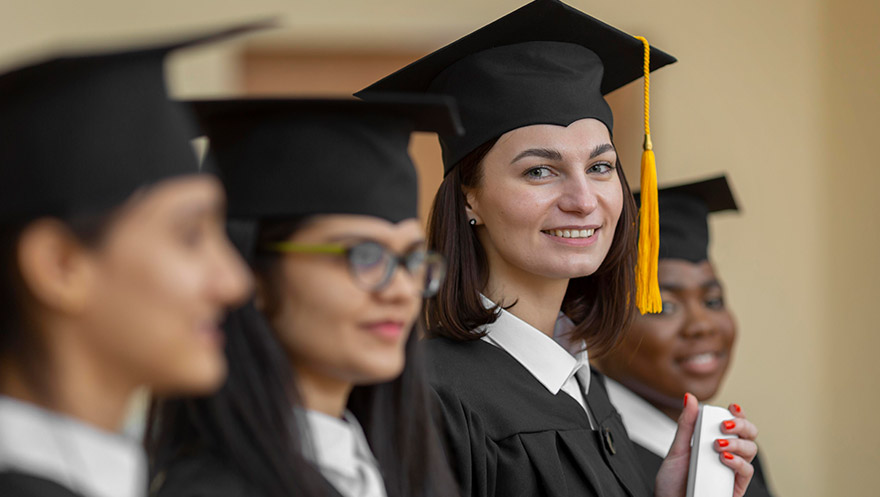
xmin=481 ymin=181 xmax=554 ymax=235
xmin=272 ymin=260 xmax=412 ymax=384
xmin=86 ymin=242 xmax=223 ymax=392
xmin=272 ymin=262 xmax=367 ymax=364
xmin=623 ymin=319 xmax=682 ymax=374
xmin=596 ymin=182 xmax=624 ymax=239
xmin=718 ymin=314 xmax=738 ymax=351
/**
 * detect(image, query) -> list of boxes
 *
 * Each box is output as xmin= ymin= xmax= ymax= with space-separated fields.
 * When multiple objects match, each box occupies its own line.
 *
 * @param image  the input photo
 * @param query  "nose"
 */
xmin=681 ymin=301 xmax=718 ymax=339
xmin=375 ymin=262 xmax=421 ymax=304
xmin=210 ymin=237 xmax=254 ymax=307
xmin=557 ymin=174 xmax=598 ymax=216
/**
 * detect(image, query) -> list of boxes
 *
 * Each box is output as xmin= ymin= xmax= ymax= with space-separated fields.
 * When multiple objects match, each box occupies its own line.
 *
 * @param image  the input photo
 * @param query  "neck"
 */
xmin=483 ymin=258 xmax=570 ymax=338
xmin=294 ymin=365 xmax=353 ymax=418
xmin=0 ymin=323 xmax=138 ymax=432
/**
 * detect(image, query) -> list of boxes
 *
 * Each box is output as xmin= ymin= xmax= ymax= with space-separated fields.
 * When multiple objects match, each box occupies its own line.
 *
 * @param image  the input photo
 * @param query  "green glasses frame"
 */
xmin=263 ymin=240 xmax=446 ymax=297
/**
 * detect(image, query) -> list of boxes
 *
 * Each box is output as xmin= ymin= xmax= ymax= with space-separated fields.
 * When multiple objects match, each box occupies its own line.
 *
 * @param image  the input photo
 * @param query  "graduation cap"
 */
xmin=0 ymin=22 xmax=269 ymax=224
xmin=189 ymin=94 xmax=463 ymax=223
xmin=635 ymin=175 xmax=739 ymax=263
xmin=356 ymin=0 xmax=676 ymax=313
xmin=356 ymin=0 xmax=675 ymax=172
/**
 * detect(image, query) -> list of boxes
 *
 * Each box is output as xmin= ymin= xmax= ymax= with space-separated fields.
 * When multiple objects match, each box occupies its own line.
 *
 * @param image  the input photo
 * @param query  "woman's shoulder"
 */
xmin=154 ymin=450 xmax=263 ymax=497
xmin=0 ymin=471 xmax=84 ymax=497
xmin=422 ymin=336 xmax=513 ymax=392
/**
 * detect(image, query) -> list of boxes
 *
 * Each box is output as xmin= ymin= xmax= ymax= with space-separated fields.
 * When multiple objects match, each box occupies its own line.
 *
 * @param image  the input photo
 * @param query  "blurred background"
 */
xmin=2 ymin=0 xmax=878 ymax=495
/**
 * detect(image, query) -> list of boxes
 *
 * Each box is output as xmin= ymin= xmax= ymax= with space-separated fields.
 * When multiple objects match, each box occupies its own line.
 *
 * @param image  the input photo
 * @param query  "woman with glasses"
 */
xmin=147 ymin=97 xmax=462 ymax=497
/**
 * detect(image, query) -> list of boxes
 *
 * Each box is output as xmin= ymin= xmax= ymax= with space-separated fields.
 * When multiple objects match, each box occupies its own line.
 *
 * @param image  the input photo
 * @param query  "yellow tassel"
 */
xmin=634 ymin=36 xmax=662 ymax=314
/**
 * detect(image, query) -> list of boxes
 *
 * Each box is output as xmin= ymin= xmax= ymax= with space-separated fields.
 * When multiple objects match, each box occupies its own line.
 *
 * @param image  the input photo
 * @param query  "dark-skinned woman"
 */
xmin=594 ymin=175 xmax=776 ymax=497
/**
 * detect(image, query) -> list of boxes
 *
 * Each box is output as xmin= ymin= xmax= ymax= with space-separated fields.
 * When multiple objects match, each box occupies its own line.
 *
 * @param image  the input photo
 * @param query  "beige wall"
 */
xmin=3 ymin=0 xmax=879 ymax=495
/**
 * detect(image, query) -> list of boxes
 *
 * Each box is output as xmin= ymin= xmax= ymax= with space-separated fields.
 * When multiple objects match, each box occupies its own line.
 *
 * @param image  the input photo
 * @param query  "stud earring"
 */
xmin=469 ymin=219 xmax=477 ymax=226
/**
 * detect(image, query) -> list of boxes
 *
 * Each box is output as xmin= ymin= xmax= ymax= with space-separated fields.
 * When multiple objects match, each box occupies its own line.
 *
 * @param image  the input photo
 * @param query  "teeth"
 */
xmin=544 ymin=229 xmax=596 ymax=239
xmin=685 ymin=353 xmax=715 ymax=365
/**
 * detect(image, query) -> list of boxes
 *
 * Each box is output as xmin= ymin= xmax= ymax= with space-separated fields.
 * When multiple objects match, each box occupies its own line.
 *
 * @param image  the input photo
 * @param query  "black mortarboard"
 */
xmin=355 ymin=0 xmax=676 ymax=174
xmin=635 ymin=175 xmax=739 ymax=263
xmin=189 ymin=94 xmax=463 ymax=223
xmin=0 ymin=23 xmax=267 ymax=224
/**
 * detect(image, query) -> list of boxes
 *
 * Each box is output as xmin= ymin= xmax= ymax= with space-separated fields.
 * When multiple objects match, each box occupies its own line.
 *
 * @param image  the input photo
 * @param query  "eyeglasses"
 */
xmin=263 ymin=240 xmax=446 ymax=297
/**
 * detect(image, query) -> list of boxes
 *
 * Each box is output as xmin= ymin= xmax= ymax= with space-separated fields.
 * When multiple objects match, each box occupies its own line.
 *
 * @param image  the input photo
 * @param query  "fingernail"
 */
xmin=683 ymin=393 xmax=689 ymax=407
xmin=716 ymin=439 xmax=730 ymax=448
xmin=723 ymin=420 xmax=736 ymax=430
xmin=733 ymin=403 xmax=742 ymax=413
xmin=723 ymin=451 xmax=734 ymax=460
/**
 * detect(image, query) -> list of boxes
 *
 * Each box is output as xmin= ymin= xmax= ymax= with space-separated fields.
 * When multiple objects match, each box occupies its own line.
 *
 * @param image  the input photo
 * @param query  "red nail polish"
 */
xmin=683 ymin=393 xmax=689 ymax=407
xmin=717 ymin=439 xmax=730 ymax=447
xmin=733 ymin=403 xmax=742 ymax=413
xmin=723 ymin=420 xmax=736 ymax=430
xmin=723 ymin=451 xmax=734 ymax=460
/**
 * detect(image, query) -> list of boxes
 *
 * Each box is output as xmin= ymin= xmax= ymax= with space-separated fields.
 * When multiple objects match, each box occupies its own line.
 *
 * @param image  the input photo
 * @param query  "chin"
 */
xmin=150 ymin=360 xmax=227 ymax=395
xmin=179 ymin=357 xmax=228 ymax=394
xmin=354 ymin=356 xmax=406 ymax=385
xmin=536 ymin=259 xmax=603 ymax=279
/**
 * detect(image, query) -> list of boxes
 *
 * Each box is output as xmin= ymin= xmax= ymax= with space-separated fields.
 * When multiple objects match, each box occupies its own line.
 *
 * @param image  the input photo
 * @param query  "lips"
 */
xmin=198 ymin=320 xmax=225 ymax=347
xmin=361 ymin=321 xmax=406 ymax=341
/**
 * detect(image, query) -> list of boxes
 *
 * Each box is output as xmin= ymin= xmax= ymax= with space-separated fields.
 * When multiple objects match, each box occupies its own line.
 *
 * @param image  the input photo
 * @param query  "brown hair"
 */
xmin=424 ymin=137 xmax=638 ymax=357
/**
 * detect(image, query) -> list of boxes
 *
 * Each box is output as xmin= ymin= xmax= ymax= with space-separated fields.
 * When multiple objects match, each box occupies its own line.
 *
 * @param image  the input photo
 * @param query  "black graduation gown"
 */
xmin=425 ymin=337 xmax=652 ymax=497
xmin=632 ymin=444 xmax=776 ymax=497
xmin=0 ymin=471 xmax=85 ymax=497
xmin=154 ymin=450 xmax=345 ymax=497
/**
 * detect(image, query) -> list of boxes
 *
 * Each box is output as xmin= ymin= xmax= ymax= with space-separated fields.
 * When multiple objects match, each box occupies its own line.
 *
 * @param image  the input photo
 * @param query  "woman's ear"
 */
xmin=16 ymin=219 xmax=95 ymax=316
xmin=462 ymin=186 xmax=482 ymax=226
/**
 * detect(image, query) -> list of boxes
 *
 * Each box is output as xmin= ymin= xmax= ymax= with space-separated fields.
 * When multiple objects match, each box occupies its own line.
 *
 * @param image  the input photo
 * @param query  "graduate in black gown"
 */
xmin=357 ymin=1 xmax=760 ymax=496
xmin=0 ymin=28 xmax=254 ymax=497
xmin=594 ymin=176 xmax=777 ymax=497
xmin=146 ymin=96 xmax=462 ymax=497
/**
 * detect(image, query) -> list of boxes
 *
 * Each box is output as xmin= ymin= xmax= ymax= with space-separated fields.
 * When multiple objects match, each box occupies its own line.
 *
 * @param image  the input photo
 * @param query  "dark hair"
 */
xmin=425 ymin=137 xmax=638 ymax=357
xmin=147 ymin=217 xmax=459 ymax=497
xmin=0 ymin=213 xmax=111 ymax=401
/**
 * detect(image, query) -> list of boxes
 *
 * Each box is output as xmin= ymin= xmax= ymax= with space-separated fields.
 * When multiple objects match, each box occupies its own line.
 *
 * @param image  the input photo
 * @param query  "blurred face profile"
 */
xmin=265 ymin=215 xmax=425 ymax=387
xmin=598 ymin=259 xmax=737 ymax=404
xmin=466 ymin=118 xmax=623 ymax=283
xmin=75 ymin=175 xmax=253 ymax=394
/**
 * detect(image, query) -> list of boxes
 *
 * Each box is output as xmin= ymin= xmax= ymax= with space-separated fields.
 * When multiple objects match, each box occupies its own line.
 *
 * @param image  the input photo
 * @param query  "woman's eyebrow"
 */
xmin=590 ymin=143 xmax=615 ymax=159
xmin=511 ymin=143 xmax=615 ymax=164
xmin=511 ymin=148 xmax=563 ymax=164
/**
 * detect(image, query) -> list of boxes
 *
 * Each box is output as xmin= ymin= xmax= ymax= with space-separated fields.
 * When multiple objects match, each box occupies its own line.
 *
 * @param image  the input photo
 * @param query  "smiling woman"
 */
xmin=356 ymin=1 xmax=760 ymax=496
xmin=595 ymin=175 xmax=777 ymax=497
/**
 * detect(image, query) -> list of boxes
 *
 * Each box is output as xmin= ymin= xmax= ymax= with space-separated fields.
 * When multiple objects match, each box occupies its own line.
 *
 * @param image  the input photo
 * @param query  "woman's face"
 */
xmin=77 ymin=175 xmax=253 ymax=394
xmin=265 ymin=215 xmax=424 ymax=386
xmin=598 ymin=259 xmax=737 ymax=404
xmin=466 ymin=118 xmax=623 ymax=282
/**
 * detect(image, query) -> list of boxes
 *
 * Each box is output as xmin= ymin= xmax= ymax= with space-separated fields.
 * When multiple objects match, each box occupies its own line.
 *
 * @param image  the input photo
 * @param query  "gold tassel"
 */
xmin=634 ymin=36 xmax=662 ymax=314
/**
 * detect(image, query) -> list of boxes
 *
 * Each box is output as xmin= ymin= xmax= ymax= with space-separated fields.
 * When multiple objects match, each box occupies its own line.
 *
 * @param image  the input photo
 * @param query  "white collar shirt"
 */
xmin=478 ymin=295 xmax=595 ymax=428
xmin=303 ymin=409 xmax=388 ymax=497
xmin=0 ymin=395 xmax=146 ymax=497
